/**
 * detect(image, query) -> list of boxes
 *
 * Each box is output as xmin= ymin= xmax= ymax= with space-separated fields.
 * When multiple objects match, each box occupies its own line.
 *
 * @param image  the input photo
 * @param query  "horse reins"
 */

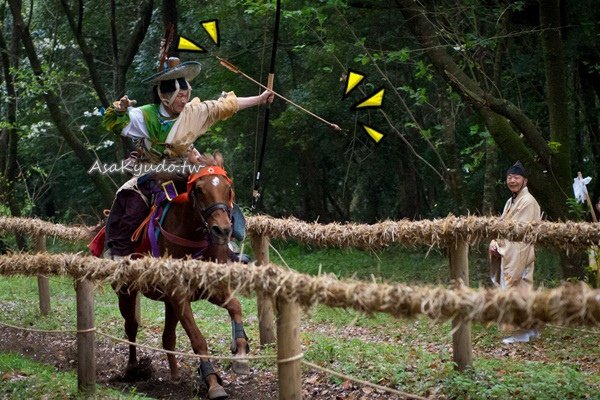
xmin=160 ymin=165 xmax=233 ymax=250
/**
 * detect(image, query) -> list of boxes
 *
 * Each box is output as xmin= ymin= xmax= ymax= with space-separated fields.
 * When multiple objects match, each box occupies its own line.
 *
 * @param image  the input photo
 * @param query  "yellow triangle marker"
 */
xmin=352 ymin=88 xmax=385 ymax=110
xmin=344 ymin=70 xmax=365 ymax=97
xmin=201 ymin=20 xmax=220 ymax=46
xmin=177 ymin=36 xmax=206 ymax=53
xmin=361 ymin=123 xmax=384 ymax=143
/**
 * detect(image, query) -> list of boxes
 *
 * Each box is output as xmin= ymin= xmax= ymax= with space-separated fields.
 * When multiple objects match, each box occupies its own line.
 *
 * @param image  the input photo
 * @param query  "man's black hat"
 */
xmin=506 ymin=161 xmax=526 ymax=177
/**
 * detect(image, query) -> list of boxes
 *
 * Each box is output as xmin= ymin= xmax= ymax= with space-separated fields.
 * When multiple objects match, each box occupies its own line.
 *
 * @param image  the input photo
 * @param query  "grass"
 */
xmin=0 ymin=353 xmax=151 ymax=399
xmin=0 ymin=237 xmax=598 ymax=399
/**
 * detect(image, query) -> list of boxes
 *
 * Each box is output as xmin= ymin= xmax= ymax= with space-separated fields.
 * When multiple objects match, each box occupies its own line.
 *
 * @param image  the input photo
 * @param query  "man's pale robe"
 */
xmin=490 ymin=187 xmax=541 ymax=290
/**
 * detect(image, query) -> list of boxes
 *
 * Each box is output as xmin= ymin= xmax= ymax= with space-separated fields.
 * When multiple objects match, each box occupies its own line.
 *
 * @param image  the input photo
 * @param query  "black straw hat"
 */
xmin=506 ymin=161 xmax=526 ymax=177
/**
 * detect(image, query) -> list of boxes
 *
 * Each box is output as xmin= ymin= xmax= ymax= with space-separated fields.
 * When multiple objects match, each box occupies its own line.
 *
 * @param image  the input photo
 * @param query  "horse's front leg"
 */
xmin=171 ymin=299 xmax=228 ymax=400
xmin=163 ymin=301 xmax=180 ymax=381
xmin=114 ymin=286 xmax=143 ymax=379
xmin=208 ymin=288 xmax=250 ymax=375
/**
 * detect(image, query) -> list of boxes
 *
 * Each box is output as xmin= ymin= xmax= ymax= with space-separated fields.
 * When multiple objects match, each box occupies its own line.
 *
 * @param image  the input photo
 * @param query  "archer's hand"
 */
xmin=187 ymin=147 xmax=201 ymax=164
xmin=260 ymin=90 xmax=274 ymax=105
xmin=113 ymin=95 xmax=137 ymax=112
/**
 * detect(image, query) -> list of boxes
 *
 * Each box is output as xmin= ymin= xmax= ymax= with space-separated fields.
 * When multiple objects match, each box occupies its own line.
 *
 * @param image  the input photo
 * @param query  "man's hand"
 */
xmin=260 ymin=90 xmax=274 ymax=105
xmin=489 ymin=240 xmax=500 ymax=258
xmin=113 ymin=95 xmax=137 ymax=112
xmin=187 ymin=146 xmax=201 ymax=164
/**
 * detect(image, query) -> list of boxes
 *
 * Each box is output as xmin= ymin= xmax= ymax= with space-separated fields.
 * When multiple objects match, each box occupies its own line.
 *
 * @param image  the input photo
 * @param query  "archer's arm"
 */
xmin=236 ymin=90 xmax=274 ymax=110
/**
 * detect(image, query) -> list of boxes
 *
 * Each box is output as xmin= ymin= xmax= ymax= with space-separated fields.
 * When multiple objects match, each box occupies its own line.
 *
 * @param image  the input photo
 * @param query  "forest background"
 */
xmin=1 ymin=0 xmax=599 ymax=276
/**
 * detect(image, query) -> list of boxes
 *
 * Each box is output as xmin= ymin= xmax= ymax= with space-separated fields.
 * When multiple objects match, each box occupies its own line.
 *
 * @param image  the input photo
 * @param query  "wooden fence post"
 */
xmin=34 ymin=234 xmax=50 ymax=316
xmin=449 ymin=238 xmax=472 ymax=371
xmin=76 ymin=279 xmax=96 ymax=396
xmin=276 ymin=298 xmax=302 ymax=400
xmin=250 ymin=233 xmax=276 ymax=346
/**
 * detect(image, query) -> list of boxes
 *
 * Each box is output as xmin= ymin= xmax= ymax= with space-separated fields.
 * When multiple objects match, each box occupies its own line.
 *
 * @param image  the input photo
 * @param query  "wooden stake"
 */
xmin=250 ymin=233 xmax=276 ymax=346
xmin=276 ymin=298 xmax=302 ymax=400
xmin=449 ymin=238 xmax=472 ymax=371
xmin=76 ymin=279 xmax=96 ymax=396
xmin=34 ymin=234 xmax=50 ymax=316
xmin=577 ymin=172 xmax=600 ymax=287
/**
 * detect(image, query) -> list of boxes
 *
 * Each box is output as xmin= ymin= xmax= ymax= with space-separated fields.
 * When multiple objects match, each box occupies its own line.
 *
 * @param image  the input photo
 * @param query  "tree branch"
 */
xmin=395 ymin=0 xmax=553 ymax=169
xmin=59 ymin=0 xmax=109 ymax=108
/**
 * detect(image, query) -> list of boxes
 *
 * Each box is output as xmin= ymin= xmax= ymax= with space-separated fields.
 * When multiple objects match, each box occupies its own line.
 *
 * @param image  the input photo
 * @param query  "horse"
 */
xmin=114 ymin=152 xmax=249 ymax=400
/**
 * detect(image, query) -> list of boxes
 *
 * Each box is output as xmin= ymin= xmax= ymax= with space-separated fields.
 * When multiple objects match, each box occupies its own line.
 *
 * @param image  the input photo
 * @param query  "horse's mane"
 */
xmin=196 ymin=152 xmax=223 ymax=167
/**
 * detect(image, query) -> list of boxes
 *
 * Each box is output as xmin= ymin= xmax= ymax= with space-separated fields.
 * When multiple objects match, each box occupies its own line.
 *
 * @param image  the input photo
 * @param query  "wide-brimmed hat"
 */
xmin=143 ymin=57 xmax=201 ymax=84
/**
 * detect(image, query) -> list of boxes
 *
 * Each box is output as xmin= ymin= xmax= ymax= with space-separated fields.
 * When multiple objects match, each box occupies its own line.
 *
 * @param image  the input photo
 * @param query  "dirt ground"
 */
xmin=0 ymin=327 xmax=401 ymax=400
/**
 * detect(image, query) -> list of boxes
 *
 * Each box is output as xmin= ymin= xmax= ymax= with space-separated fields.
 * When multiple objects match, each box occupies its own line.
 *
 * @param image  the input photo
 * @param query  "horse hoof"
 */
xmin=208 ymin=384 xmax=228 ymax=399
xmin=123 ymin=357 xmax=153 ymax=381
xmin=232 ymin=359 xmax=250 ymax=375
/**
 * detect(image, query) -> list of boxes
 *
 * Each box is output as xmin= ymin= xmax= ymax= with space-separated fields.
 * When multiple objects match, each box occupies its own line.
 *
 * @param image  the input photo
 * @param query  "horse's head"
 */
xmin=188 ymin=152 xmax=233 ymax=246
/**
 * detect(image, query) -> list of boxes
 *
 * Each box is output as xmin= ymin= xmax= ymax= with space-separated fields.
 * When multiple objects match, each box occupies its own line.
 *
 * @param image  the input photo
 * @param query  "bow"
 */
xmin=250 ymin=0 xmax=282 ymax=210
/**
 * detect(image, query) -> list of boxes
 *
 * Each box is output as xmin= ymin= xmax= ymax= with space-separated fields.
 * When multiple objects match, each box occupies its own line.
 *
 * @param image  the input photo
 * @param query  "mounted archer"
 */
xmin=102 ymin=56 xmax=273 ymax=259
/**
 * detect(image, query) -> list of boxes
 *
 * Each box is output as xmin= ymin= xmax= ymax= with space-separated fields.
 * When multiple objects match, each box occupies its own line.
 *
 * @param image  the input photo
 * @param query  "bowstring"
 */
xmin=252 ymin=28 xmax=269 ymax=208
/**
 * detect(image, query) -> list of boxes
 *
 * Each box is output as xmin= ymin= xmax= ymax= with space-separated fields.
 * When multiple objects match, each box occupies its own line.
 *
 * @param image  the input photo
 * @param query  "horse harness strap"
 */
xmin=157 ymin=220 xmax=209 ymax=249
xmin=198 ymin=360 xmax=223 ymax=384
xmin=201 ymin=202 xmax=231 ymax=220
xmin=172 ymin=165 xmax=234 ymax=206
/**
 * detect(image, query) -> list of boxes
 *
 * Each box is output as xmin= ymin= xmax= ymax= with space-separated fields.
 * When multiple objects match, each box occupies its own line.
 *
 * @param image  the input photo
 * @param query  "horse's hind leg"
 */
xmin=171 ymin=299 xmax=228 ymax=400
xmin=208 ymin=288 xmax=250 ymax=375
xmin=163 ymin=301 xmax=181 ymax=381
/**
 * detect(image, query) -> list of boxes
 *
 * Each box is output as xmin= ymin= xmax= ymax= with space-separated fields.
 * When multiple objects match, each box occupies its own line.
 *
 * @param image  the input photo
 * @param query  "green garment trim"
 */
xmin=139 ymin=104 xmax=176 ymax=156
xmin=102 ymin=107 xmax=130 ymax=136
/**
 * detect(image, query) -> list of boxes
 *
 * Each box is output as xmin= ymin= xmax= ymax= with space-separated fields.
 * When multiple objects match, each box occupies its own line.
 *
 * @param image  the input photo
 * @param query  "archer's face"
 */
xmin=165 ymin=90 xmax=190 ymax=115
xmin=506 ymin=174 xmax=526 ymax=194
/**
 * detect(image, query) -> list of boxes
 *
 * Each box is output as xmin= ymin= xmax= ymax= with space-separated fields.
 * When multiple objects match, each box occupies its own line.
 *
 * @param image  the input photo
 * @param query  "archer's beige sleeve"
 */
xmin=167 ymin=92 xmax=239 ymax=150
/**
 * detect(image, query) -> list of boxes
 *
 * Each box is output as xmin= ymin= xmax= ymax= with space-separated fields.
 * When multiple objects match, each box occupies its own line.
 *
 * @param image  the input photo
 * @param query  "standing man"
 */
xmin=489 ymin=161 xmax=542 ymax=344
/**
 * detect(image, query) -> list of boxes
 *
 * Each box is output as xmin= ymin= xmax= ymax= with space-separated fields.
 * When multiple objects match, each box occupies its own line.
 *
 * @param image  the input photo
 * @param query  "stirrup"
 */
xmin=198 ymin=360 xmax=223 ymax=385
xmin=230 ymin=321 xmax=250 ymax=354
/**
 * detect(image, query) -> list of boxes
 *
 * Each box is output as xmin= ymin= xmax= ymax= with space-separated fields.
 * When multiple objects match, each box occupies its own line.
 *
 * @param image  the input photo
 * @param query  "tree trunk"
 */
xmin=394 ymin=0 xmax=570 ymax=219
xmin=112 ymin=0 xmax=154 ymax=97
xmin=0 ymin=2 xmax=26 ymax=250
xmin=299 ymin=150 xmax=329 ymax=222
xmin=482 ymin=140 xmax=497 ymax=215
xmin=9 ymin=0 xmax=116 ymax=208
xmin=439 ymin=95 xmax=464 ymax=212
xmin=539 ymin=0 xmax=572 ymax=196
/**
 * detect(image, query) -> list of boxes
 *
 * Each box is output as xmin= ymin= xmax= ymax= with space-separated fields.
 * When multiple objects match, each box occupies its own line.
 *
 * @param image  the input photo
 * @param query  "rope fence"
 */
xmin=2 ymin=215 xmax=600 ymax=399
xmin=0 ymin=252 xmax=598 ymax=328
xmin=3 ymin=215 xmax=600 ymax=250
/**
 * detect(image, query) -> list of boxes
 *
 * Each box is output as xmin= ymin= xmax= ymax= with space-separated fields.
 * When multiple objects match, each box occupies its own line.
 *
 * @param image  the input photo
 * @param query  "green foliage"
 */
xmin=547 ymin=141 xmax=562 ymax=153
xmin=566 ymin=198 xmax=588 ymax=221
xmin=442 ymin=359 xmax=596 ymax=400
xmin=0 ymin=353 xmax=150 ymax=399
xmin=1 ymin=0 xmax=600 ymax=222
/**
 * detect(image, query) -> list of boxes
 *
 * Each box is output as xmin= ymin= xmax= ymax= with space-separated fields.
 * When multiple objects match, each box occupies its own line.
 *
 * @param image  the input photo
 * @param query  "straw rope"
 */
xmin=0 ymin=252 xmax=598 ymax=328
xmin=3 ymin=215 xmax=600 ymax=250
xmin=248 ymin=215 xmax=600 ymax=251
xmin=302 ymin=360 xmax=428 ymax=400
xmin=0 ymin=217 xmax=91 ymax=241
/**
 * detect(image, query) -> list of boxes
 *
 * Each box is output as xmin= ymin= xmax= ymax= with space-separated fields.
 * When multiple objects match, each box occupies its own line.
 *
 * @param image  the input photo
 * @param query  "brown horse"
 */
xmin=115 ymin=152 xmax=249 ymax=400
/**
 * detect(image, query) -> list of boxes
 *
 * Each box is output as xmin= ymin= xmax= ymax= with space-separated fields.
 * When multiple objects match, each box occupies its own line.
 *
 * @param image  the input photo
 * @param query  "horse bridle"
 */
xmin=188 ymin=166 xmax=234 ymax=234
xmin=191 ymin=194 xmax=232 ymax=233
